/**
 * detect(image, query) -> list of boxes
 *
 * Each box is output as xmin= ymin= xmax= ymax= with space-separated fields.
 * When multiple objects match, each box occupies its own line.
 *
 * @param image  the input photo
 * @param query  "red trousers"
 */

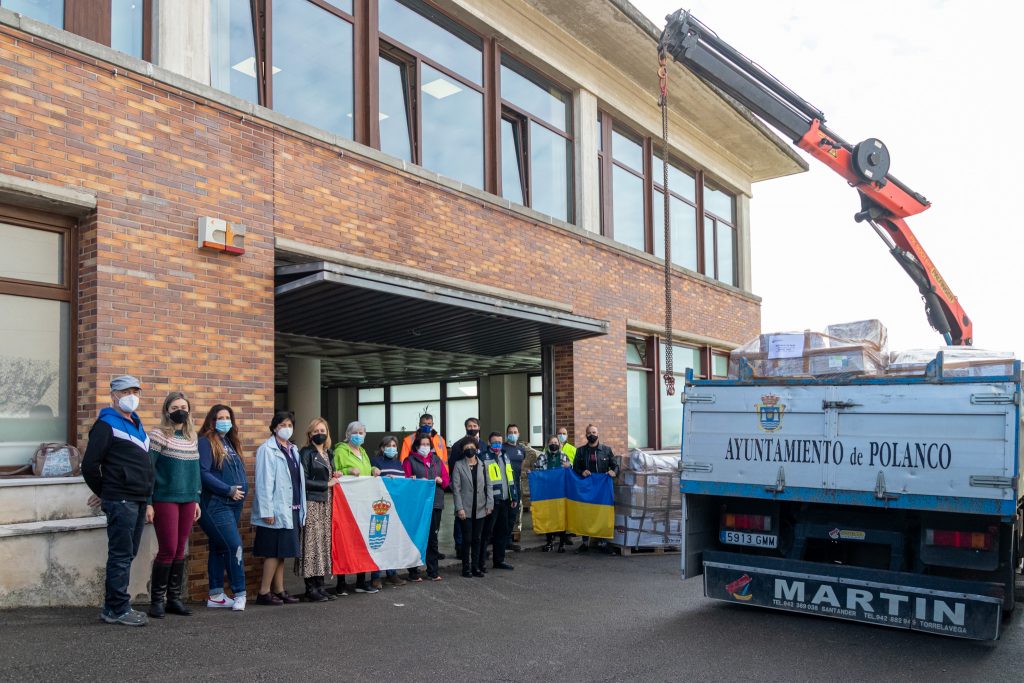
xmin=152 ymin=501 xmax=197 ymax=564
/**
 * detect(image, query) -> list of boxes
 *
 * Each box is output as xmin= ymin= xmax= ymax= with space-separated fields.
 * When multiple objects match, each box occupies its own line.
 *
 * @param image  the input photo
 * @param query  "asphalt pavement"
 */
xmin=1 ymin=550 xmax=1022 ymax=682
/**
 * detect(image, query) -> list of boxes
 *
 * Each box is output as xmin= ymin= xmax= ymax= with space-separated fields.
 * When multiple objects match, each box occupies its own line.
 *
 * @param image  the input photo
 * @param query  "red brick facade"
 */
xmin=0 ymin=27 xmax=759 ymax=597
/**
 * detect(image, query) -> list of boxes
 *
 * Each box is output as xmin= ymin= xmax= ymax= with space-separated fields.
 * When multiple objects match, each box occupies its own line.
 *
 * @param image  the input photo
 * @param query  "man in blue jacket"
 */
xmin=81 ymin=375 xmax=155 ymax=626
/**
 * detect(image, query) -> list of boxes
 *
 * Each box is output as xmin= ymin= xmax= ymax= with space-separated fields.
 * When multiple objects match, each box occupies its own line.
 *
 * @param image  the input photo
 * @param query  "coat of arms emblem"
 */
xmin=369 ymin=498 xmax=391 ymax=550
xmin=755 ymin=394 xmax=785 ymax=432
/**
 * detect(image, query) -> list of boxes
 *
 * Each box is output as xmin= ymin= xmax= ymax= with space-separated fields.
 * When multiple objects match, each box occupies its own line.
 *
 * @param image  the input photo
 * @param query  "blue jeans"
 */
xmin=101 ymin=499 xmax=146 ymax=616
xmin=198 ymin=498 xmax=246 ymax=595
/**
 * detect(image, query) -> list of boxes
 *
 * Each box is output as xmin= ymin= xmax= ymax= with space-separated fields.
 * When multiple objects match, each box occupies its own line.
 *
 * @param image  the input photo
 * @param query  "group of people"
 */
xmin=80 ymin=374 xmax=618 ymax=627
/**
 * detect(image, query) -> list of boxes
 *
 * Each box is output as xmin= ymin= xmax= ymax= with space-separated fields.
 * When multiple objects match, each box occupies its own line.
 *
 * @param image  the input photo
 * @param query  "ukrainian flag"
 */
xmin=528 ymin=469 xmax=614 ymax=539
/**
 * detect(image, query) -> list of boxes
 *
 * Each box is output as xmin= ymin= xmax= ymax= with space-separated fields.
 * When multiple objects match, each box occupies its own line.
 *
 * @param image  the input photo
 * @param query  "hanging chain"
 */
xmin=658 ymin=50 xmax=675 ymax=396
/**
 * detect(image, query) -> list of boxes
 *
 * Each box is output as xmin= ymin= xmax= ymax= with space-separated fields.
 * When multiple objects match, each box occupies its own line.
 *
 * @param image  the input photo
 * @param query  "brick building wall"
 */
xmin=0 ymin=26 xmax=759 ymax=598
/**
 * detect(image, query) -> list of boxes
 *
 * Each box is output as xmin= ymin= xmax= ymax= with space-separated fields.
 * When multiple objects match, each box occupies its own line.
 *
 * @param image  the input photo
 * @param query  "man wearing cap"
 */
xmin=81 ymin=375 xmax=156 ymax=627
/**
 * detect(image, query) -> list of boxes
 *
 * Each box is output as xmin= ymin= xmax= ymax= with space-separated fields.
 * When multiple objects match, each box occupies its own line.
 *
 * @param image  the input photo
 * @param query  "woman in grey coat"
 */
xmin=451 ymin=443 xmax=494 ymax=577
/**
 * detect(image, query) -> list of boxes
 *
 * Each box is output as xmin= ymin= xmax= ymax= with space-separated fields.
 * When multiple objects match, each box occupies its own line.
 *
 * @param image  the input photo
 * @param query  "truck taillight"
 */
xmin=925 ymin=528 xmax=995 ymax=551
xmin=722 ymin=513 xmax=772 ymax=532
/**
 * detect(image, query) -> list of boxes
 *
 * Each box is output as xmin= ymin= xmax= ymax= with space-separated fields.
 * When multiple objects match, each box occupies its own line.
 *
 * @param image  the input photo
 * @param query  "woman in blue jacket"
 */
xmin=252 ymin=410 xmax=307 ymax=606
xmin=197 ymin=405 xmax=249 ymax=611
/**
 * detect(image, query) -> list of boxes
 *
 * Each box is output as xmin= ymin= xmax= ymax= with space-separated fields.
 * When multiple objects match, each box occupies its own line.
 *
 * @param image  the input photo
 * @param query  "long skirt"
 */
xmin=295 ymin=498 xmax=332 ymax=578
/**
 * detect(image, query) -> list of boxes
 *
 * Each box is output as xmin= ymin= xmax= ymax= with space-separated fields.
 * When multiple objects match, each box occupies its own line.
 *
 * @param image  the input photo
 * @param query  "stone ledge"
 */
xmin=0 ymin=476 xmax=85 ymax=488
xmin=0 ymin=516 xmax=104 ymax=539
xmin=0 ymin=173 xmax=97 ymax=217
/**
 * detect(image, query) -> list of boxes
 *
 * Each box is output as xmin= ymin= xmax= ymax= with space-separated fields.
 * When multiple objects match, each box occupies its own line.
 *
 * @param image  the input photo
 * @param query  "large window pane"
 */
xmin=528 ymin=395 xmax=543 ymax=446
xmin=446 ymin=380 xmax=478 ymax=398
xmin=378 ymin=57 xmax=413 ymax=161
xmin=653 ymin=193 xmax=697 ymax=271
xmin=390 ymin=382 xmax=440 ymax=402
xmin=446 ymin=398 xmax=479 ymax=439
xmin=528 ymin=375 xmax=542 ymax=393
xmin=358 ymin=387 xmax=384 ymax=402
xmin=611 ymin=129 xmax=643 ymax=171
xmin=612 ymin=166 xmax=644 ymax=251
xmin=378 ymin=0 xmax=481 ymax=85
xmin=0 ymin=294 xmax=69 ymax=445
xmin=713 ymin=354 xmax=729 ymax=377
xmin=529 ymin=122 xmax=570 ymax=221
xmin=209 ymin=0 xmax=259 ymax=105
xmin=500 ymin=59 xmax=568 ymax=132
xmin=627 ymin=368 xmax=648 ymax=449
xmin=272 ymin=0 xmax=354 ymax=137
xmin=717 ymin=223 xmax=735 ymax=285
xmin=703 ymin=216 xmax=715 ymax=277
xmin=704 ymin=182 xmax=735 ymax=222
xmin=3 ymin=0 xmax=63 ymax=27
xmin=322 ymin=0 xmax=352 ymax=12
xmin=358 ymin=403 xmax=385 ymax=432
xmin=421 ymin=64 xmax=483 ymax=189
xmin=659 ymin=343 xmax=701 ymax=448
xmin=654 ymin=153 xmax=696 ymax=203
xmin=390 ymin=401 xmax=440 ymax=433
xmin=500 ymin=119 xmax=524 ymax=205
xmin=0 ymin=223 xmax=62 ymax=285
xmin=110 ymin=0 xmax=144 ymax=58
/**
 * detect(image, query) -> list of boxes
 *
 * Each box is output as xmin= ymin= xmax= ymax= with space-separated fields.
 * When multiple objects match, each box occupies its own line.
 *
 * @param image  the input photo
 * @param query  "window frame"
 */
xmin=526 ymin=372 xmax=543 ymax=446
xmin=0 ymin=204 xmax=77 ymax=448
xmin=356 ymin=377 xmax=479 ymax=437
xmin=0 ymin=0 xmax=153 ymax=60
xmin=701 ymin=178 xmax=738 ymax=286
xmin=625 ymin=336 xmax=656 ymax=449
xmin=496 ymin=51 xmax=574 ymax=222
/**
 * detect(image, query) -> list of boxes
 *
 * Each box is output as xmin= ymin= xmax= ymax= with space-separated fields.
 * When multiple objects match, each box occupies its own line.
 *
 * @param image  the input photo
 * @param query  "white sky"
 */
xmin=633 ymin=0 xmax=1022 ymax=353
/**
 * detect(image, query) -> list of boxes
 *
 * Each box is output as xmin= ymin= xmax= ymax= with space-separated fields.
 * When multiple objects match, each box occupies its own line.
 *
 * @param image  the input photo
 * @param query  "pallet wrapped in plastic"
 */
xmin=613 ymin=450 xmax=682 ymax=548
xmin=729 ymin=330 xmax=886 ymax=379
xmin=826 ymin=319 xmax=888 ymax=353
xmin=887 ymin=348 xmax=1016 ymax=378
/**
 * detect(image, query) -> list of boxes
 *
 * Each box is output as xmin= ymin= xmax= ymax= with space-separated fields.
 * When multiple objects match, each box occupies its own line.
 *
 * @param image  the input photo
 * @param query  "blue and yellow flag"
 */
xmin=528 ymin=469 xmax=614 ymax=539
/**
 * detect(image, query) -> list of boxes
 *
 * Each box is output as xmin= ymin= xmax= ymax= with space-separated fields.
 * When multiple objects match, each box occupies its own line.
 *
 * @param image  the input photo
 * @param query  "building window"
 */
xmin=626 ymin=338 xmax=651 ymax=449
xmin=712 ymin=351 xmax=729 ymax=378
xmin=356 ymin=378 xmax=479 ymax=437
xmin=604 ymin=124 xmax=647 ymax=252
xmin=652 ymin=152 xmax=698 ymax=271
xmin=703 ymin=180 xmax=737 ymax=286
xmin=0 ymin=207 xmax=74 ymax=466
xmin=498 ymin=55 xmax=573 ymax=222
xmin=659 ymin=341 xmax=702 ymax=449
xmin=210 ymin=0 xmax=261 ymax=105
xmin=269 ymin=0 xmax=354 ymax=137
xmin=2 ymin=0 xmax=151 ymax=59
xmin=378 ymin=0 xmax=484 ymax=189
xmin=527 ymin=374 xmax=543 ymax=446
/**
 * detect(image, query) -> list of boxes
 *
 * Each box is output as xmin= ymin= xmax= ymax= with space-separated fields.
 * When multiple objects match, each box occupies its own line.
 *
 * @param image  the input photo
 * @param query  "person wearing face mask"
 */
xmin=402 ymin=434 xmax=450 ymax=581
xmin=557 ymin=426 xmax=577 ymax=463
xmin=398 ymin=413 xmax=448 ymax=464
xmin=451 ymin=441 xmax=493 ymax=577
xmin=572 ymin=423 xmax=617 ymax=554
xmin=447 ymin=417 xmax=481 ymax=556
xmin=333 ymin=420 xmax=382 ymax=593
xmin=146 ymin=391 xmax=202 ymax=618
xmin=82 ymin=375 xmax=155 ymax=627
xmin=253 ymin=411 xmax=306 ymax=606
xmin=502 ymin=423 xmax=537 ymax=552
xmin=536 ymin=434 xmax=572 ymax=552
xmin=297 ymin=418 xmax=338 ymax=602
xmin=197 ymin=404 xmax=248 ymax=611
xmin=481 ymin=432 xmax=518 ymax=571
xmin=370 ymin=436 xmax=407 ymax=587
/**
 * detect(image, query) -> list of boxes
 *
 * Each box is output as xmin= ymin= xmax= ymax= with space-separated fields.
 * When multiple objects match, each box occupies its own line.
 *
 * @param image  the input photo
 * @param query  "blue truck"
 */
xmin=679 ymin=356 xmax=1023 ymax=640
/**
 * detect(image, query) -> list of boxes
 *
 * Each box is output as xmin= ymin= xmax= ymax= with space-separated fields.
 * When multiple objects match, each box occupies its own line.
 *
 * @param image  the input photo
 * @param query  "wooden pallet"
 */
xmin=613 ymin=544 xmax=680 ymax=557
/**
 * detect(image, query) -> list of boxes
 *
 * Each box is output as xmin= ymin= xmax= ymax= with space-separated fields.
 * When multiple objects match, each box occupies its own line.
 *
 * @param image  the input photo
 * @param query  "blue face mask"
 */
xmin=350 ymin=434 xmax=365 ymax=446
xmin=215 ymin=419 xmax=232 ymax=434
xmin=506 ymin=433 xmax=519 ymax=444
xmin=489 ymin=441 xmax=502 ymax=451
xmin=383 ymin=446 xmax=398 ymax=459
xmin=420 ymin=424 xmax=432 ymax=434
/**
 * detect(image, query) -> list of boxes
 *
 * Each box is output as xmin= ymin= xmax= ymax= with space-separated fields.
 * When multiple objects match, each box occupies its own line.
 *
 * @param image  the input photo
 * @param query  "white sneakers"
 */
xmin=207 ymin=593 xmax=235 ymax=609
xmin=231 ymin=595 xmax=246 ymax=611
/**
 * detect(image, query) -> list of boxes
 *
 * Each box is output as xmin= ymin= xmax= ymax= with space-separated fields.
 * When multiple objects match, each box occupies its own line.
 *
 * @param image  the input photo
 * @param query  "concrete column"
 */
xmin=736 ymin=193 xmax=753 ymax=292
xmin=287 ymin=356 xmax=321 ymax=436
xmin=152 ymin=0 xmax=210 ymax=85
xmin=573 ymin=89 xmax=600 ymax=233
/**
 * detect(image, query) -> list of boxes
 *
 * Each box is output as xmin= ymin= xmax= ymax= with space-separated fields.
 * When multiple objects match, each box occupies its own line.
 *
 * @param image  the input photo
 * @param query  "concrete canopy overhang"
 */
xmin=275 ymin=261 xmax=609 ymax=359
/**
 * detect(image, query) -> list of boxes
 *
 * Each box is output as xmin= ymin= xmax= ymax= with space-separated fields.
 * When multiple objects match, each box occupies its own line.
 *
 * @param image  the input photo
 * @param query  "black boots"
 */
xmin=148 ymin=562 xmax=171 ymax=618
xmin=165 ymin=560 xmax=193 ymax=616
xmin=305 ymin=577 xmax=328 ymax=602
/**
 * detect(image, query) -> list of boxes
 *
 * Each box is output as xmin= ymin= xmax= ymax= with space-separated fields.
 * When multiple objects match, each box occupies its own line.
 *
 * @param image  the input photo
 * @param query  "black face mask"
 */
xmin=464 ymin=450 xmax=478 ymax=458
xmin=311 ymin=433 xmax=328 ymax=446
xmin=466 ymin=429 xmax=479 ymax=437
xmin=586 ymin=433 xmax=598 ymax=444
xmin=548 ymin=444 xmax=560 ymax=453
xmin=169 ymin=410 xmax=189 ymax=425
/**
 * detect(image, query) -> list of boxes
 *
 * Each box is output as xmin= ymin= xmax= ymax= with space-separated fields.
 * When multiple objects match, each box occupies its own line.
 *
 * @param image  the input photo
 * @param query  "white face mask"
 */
xmin=418 ymin=445 xmax=431 ymax=456
xmin=117 ymin=394 xmax=140 ymax=413
xmin=277 ymin=427 xmax=294 ymax=441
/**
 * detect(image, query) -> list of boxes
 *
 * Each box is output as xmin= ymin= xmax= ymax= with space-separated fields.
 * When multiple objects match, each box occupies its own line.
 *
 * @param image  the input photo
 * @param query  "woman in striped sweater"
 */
xmin=147 ymin=391 xmax=202 ymax=618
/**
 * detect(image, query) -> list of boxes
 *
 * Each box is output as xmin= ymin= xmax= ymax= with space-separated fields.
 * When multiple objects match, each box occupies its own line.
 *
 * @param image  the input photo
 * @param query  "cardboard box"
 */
xmin=827 ymin=319 xmax=888 ymax=352
xmin=807 ymin=346 xmax=886 ymax=377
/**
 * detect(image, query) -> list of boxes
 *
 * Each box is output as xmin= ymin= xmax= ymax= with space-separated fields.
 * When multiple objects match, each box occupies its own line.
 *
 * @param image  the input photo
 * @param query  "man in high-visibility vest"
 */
xmin=480 ymin=432 xmax=518 ymax=571
xmin=399 ymin=413 xmax=448 ymax=463
xmin=557 ymin=426 xmax=576 ymax=463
